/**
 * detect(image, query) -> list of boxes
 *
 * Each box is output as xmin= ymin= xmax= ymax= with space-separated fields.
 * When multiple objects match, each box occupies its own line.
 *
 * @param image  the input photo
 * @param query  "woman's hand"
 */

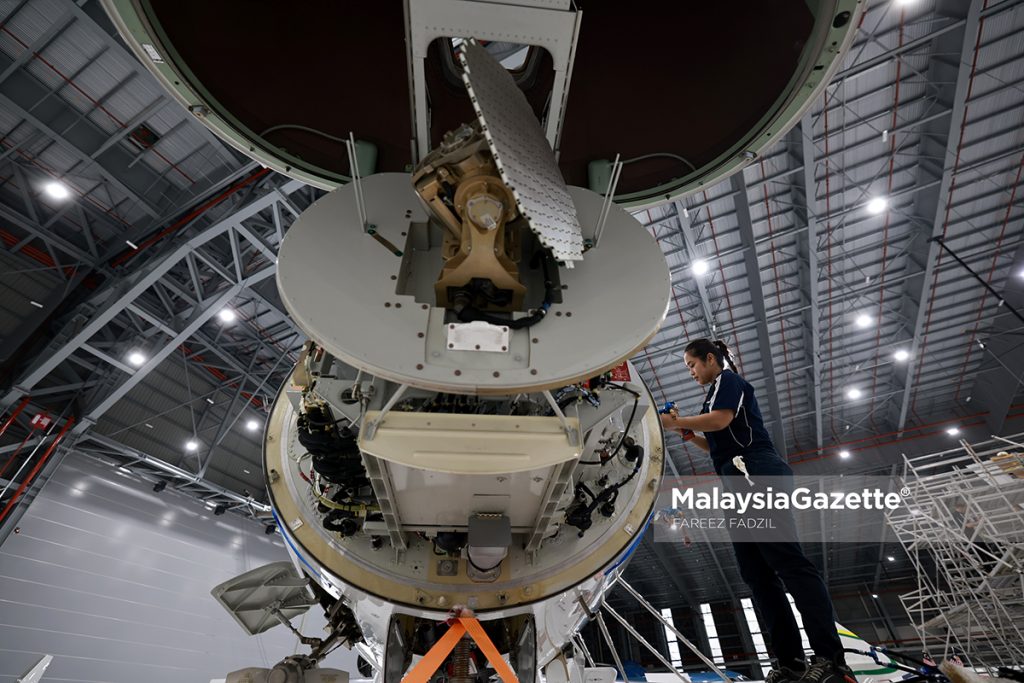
xmin=659 ymin=410 xmax=679 ymax=429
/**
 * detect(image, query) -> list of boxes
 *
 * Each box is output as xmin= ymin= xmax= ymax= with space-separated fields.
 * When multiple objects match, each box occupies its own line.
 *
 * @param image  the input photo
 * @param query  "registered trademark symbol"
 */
xmin=900 ymin=486 xmax=911 ymax=497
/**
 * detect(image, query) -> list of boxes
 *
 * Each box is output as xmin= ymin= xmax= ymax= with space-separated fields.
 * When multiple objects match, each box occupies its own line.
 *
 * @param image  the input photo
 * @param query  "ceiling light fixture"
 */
xmin=125 ymin=239 xmax=139 ymax=250
xmin=43 ymin=181 xmax=70 ymax=200
xmin=866 ymin=196 xmax=888 ymax=214
xmin=893 ymin=349 xmax=910 ymax=362
xmin=839 ymin=450 xmax=851 ymax=459
xmin=946 ymin=427 xmax=960 ymax=436
xmin=887 ymin=555 xmax=895 ymax=562
xmin=127 ymin=351 xmax=146 ymax=367
xmin=846 ymin=387 xmax=863 ymax=400
xmin=29 ymin=300 xmax=44 ymax=309
xmin=691 ymin=259 xmax=709 ymax=276
xmin=871 ymin=593 xmax=879 ymax=599
xmin=855 ymin=313 xmax=873 ymax=329
xmin=246 ymin=419 xmax=259 ymax=431
xmin=218 ymin=308 xmax=236 ymax=323
xmin=185 ymin=440 xmax=199 ymax=452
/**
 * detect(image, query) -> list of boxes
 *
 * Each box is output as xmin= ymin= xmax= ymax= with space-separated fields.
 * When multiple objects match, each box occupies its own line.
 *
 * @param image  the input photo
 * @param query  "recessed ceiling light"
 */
xmin=218 ymin=308 xmax=236 ymax=323
xmin=855 ymin=313 xmax=873 ymax=328
xmin=185 ymin=440 xmax=199 ymax=452
xmin=243 ymin=468 xmax=251 ymax=475
xmin=206 ymin=398 xmax=215 ymax=404
xmin=125 ymin=239 xmax=138 ymax=250
xmin=893 ymin=349 xmax=910 ymax=362
xmin=29 ymin=300 xmax=44 ymax=309
xmin=839 ymin=450 xmax=851 ymax=459
xmin=866 ymin=196 xmax=887 ymax=214
xmin=946 ymin=427 xmax=960 ymax=436
xmin=887 ymin=555 xmax=895 ymax=562
xmin=871 ymin=593 xmax=879 ymax=599
xmin=246 ymin=419 xmax=259 ymax=431
xmin=127 ymin=351 xmax=146 ymax=367
xmin=691 ymin=259 xmax=709 ymax=276
xmin=846 ymin=388 xmax=863 ymax=400
xmin=43 ymin=181 xmax=70 ymax=200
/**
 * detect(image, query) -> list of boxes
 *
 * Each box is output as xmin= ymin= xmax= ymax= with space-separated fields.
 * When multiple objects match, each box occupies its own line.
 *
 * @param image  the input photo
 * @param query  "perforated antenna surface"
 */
xmin=459 ymin=39 xmax=584 ymax=265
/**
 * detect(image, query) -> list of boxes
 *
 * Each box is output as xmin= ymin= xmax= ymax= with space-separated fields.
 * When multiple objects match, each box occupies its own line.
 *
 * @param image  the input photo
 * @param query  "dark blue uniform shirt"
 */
xmin=700 ymin=369 xmax=776 ymax=471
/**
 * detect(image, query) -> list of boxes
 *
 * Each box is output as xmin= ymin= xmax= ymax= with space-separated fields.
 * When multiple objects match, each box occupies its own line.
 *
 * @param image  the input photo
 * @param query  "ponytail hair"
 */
xmin=684 ymin=338 xmax=734 ymax=370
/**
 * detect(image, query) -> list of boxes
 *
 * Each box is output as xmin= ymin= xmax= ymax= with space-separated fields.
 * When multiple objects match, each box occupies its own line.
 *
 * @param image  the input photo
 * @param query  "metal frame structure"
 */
xmin=0 ymin=172 xmax=311 ymax=522
xmin=888 ymin=432 xmax=1024 ymax=665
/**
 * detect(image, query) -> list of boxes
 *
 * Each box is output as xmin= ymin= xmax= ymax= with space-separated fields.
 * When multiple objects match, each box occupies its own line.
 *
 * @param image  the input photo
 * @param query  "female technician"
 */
xmin=661 ymin=339 xmax=854 ymax=683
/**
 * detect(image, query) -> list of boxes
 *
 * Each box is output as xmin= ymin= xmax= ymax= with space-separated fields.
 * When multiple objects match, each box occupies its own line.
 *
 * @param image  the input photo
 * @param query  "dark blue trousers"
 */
xmin=717 ymin=448 xmax=844 ymax=668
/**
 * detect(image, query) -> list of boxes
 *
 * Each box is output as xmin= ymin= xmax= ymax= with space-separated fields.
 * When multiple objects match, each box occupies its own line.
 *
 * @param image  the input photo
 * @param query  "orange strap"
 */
xmin=460 ymin=617 xmax=519 ymax=683
xmin=400 ymin=617 xmax=520 ymax=683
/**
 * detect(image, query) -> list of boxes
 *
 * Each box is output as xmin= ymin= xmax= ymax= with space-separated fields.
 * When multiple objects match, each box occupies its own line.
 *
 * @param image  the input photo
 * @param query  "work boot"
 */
xmin=765 ymin=664 xmax=806 ymax=683
xmin=800 ymin=656 xmax=858 ymax=683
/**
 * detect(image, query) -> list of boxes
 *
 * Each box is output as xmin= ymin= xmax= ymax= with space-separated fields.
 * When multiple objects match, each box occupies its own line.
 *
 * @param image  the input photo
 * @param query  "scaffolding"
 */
xmin=887 ymin=433 xmax=1024 ymax=667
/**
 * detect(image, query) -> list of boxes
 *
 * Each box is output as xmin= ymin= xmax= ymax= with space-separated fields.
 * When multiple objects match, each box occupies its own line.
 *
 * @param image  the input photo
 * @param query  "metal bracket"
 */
xmin=344 ymin=131 xmax=369 ymax=232
xmin=361 ymin=384 xmax=409 ymax=441
xmin=541 ymin=389 xmax=580 ymax=448
xmin=591 ymin=153 xmax=622 ymax=250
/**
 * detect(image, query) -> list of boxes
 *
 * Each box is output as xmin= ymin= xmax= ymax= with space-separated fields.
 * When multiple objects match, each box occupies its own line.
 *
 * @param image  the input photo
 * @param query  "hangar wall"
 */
xmin=0 ymin=454 xmax=358 ymax=682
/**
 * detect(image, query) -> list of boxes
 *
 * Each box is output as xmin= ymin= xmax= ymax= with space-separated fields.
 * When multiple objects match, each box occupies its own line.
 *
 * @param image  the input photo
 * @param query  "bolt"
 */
xmin=385 ymin=302 xmax=391 ymax=308
xmin=531 ymin=369 xmax=538 ymax=375
xmin=416 ymin=364 xmax=424 ymax=370
xmin=417 ymin=332 xmax=425 ymax=338
xmin=455 ymin=370 xmax=462 ymax=376
xmin=501 ymin=346 xmax=507 ymax=351
xmin=448 ymin=343 xmax=455 ymax=348
xmin=493 ymin=371 xmax=500 ymax=377
xmin=532 ymin=338 xmax=538 ymax=343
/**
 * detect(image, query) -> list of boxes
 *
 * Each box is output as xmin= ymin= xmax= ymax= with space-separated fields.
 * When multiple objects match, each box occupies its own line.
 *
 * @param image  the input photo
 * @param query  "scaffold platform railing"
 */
xmin=886 ymin=433 xmax=1024 ymax=667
